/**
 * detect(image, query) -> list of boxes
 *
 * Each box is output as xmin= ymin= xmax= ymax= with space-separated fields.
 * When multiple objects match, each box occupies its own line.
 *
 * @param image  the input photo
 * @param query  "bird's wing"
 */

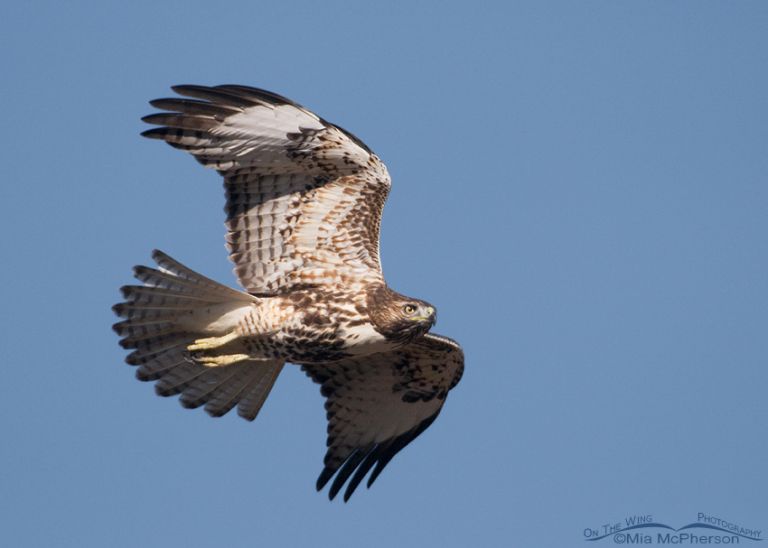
xmin=142 ymin=84 xmax=391 ymax=294
xmin=301 ymin=333 xmax=464 ymax=501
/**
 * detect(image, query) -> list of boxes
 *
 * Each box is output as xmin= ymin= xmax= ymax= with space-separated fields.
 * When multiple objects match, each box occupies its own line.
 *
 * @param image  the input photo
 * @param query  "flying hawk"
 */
xmin=113 ymin=85 xmax=464 ymax=501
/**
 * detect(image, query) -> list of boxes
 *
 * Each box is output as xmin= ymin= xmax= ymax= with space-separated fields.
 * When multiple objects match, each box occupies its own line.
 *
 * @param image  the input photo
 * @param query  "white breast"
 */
xmin=341 ymin=322 xmax=392 ymax=355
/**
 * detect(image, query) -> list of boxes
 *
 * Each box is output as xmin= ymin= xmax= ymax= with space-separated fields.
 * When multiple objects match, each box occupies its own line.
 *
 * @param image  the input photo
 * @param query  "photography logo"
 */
xmin=583 ymin=513 xmax=762 ymax=544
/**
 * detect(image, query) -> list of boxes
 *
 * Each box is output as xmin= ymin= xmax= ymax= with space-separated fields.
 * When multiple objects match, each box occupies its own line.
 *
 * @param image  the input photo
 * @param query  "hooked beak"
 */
xmin=414 ymin=306 xmax=436 ymax=326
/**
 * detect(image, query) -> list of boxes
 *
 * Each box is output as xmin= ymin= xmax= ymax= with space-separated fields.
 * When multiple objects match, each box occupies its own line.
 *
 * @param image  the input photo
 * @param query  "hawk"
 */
xmin=113 ymin=85 xmax=464 ymax=501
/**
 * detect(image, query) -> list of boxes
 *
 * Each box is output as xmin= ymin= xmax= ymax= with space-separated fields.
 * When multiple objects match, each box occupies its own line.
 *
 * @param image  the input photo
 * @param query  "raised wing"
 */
xmin=142 ymin=84 xmax=391 ymax=294
xmin=302 ymin=333 xmax=464 ymax=501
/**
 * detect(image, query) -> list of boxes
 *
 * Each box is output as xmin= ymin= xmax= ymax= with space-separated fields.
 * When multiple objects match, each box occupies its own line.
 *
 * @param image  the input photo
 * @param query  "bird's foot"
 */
xmin=187 ymin=331 xmax=239 ymax=351
xmin=197 ymin=353 xmax=251 ymax=367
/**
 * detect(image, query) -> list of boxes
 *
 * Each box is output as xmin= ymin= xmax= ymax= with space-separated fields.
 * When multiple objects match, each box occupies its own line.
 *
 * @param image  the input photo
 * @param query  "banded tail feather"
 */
xmin=113 ymin=250 xmax=284 ymax=420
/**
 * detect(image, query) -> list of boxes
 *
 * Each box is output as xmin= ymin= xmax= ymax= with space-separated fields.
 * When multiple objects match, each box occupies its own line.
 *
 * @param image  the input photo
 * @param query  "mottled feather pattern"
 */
xmin=302 ymin=333 xmax=464 ymax=500
xmin=227 ymin=172 xmax=388 ymax=293
xmin=113 ymin=84 xmax=465 ymax=501
xmin=142 ymin=84 xmax=390 ymax=295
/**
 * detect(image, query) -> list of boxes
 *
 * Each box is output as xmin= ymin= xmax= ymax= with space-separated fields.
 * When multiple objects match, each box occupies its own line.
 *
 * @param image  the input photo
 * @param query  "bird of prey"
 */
xmin=113 ymin=84 xmax=464 ymax=501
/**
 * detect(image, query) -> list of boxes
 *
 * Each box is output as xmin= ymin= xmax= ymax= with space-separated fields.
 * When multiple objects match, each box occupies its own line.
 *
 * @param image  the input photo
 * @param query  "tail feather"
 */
xmin=155 ymin=362 xmax=210 ymax=397
xmin=133 ymin=265 xmax=235 ymax=298
xmin=180 ymin=366 xmax=251 ymax=409
xmin=237 ymin=363 xmax=284 ymax=421
xmin=120 ymin=332 xmax=193 ymax=353
xmin=126 ymin=345 xmax=187 ymax=367
xmin=150 ymin=249 xmax=247 ymax=299
xmin=114 ymin=250 xmax=284 ymax=420
xmin=113 ymin=319 xmax=175 ymax=339
xmin=112 ymin=303 xmax=189 ymax=323
xmin=136 ymin=356 xmax=188 ymax=382
xmin=120 ymin=285 xmax=221 ymax=306
xmin=116 ymin=325 xmax=182 ymax=349
xmin=204 ymin=367 xmax=258 ymax=417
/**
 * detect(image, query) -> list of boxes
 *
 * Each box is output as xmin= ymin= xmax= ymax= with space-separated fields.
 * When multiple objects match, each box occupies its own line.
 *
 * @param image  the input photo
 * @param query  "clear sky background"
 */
xmin=1 ymin=2 xmax=766 ymax=547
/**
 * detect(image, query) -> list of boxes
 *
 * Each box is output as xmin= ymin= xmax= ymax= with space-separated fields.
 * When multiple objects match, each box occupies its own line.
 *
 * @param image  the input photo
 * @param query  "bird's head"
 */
xmin=367 ymin=286 xmax=437 ymax=344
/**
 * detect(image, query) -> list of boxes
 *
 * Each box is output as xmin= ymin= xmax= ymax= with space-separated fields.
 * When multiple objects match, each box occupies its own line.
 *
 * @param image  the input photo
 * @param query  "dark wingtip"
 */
xmin=141 ymin=113 xmax=170 ymax=125
xmin=327 ymin=481 xmax=342 ymax=501
xmin=214 ymin=84 xmax=295 ymax=106
xmin=151 ymin=248 xmax=167 ymax=261
xmin=140 ymin=127 xmax=167 ymax=139
xmin=170 ymin=84 xmax=256 ymax=108
xmin=316 ymin=467 xmax=335 ymax=492
xmin=170 ymin=84 xmax=201 ymax=95
xmin=125 ymin=351 xmax=144 ymax=366
xmin=118 ymin=338 xmax=134 ymax=350
xmin=366 ymin=465 xmax=384 ymax=488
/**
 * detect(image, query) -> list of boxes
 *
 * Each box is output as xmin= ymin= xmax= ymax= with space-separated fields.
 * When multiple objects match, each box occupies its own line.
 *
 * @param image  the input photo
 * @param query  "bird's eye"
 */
xmin=403 ymin=304 xmax=417 ymax=315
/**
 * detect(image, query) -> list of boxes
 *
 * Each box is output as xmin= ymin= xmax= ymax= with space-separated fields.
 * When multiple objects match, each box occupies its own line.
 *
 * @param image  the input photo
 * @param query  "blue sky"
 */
xmin=1 ymin=2 xmax=766 ymax=547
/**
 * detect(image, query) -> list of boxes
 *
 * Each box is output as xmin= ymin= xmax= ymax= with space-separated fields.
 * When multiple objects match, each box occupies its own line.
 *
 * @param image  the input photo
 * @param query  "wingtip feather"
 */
xmin=316 ymin=467 xmax=335 ymax=492
xmin=150 ymin=249 xmax=168 ymax=262
xmin=140 ymin=127 xmax=167 ymax=139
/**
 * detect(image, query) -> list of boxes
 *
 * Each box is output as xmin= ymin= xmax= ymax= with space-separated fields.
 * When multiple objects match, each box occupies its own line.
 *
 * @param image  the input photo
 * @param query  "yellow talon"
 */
xmin=187 ymin=331 xmax=240 ymax=351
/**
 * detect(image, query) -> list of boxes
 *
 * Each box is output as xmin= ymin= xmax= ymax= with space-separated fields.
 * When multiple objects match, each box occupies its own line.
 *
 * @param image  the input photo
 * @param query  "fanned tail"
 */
xmin=113 ymin=250 xmax=284 ymax=420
